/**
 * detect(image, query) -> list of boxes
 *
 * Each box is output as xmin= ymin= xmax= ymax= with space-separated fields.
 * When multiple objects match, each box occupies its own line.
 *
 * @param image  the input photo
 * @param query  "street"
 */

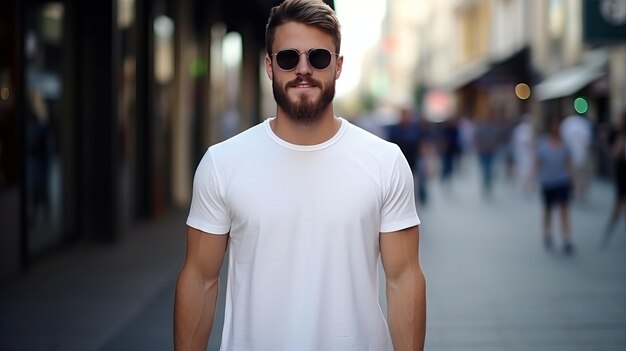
xmin=420 ymin=158 xmax=626 ymax=351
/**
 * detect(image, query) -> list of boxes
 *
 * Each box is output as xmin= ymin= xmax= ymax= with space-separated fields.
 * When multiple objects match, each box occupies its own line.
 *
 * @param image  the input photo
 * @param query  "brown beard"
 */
xmin=272 ymin=75 xmax=335 ymax=125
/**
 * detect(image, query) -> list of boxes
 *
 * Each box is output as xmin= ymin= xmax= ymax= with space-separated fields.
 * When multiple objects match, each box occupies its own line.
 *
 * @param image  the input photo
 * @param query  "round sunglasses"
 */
xmin=271 ymin=48 xmax=339 ymax=71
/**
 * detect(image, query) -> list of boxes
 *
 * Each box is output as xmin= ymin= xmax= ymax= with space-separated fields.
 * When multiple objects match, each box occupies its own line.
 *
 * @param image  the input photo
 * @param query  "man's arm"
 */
xmin=381 ymin=225 xmax=426 ymax=351
xmin=174 ymin=226 xmax=229 ymax=351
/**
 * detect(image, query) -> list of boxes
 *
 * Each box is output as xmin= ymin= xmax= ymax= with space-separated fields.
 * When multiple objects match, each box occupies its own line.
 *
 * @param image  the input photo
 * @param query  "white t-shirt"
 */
xmin=187 ymin=117 xmax=420 ymax=351
xmin=559 ymin=115 xmax=591 ymax=167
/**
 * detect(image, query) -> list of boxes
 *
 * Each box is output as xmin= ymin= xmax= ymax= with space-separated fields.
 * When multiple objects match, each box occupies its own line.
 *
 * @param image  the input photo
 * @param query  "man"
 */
xmin=174 ymin=0 xmax=426 ymax=350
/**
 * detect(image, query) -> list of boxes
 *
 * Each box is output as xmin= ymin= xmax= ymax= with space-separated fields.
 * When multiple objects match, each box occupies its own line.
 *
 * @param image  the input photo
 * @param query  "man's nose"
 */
xmin=294 ymin=52 xmax=312 ymax=75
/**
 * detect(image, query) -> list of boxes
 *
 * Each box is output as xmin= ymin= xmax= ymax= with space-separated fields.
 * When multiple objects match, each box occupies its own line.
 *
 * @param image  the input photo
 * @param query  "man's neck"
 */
xmin=271 ymin=111 xmax=341 ymax=146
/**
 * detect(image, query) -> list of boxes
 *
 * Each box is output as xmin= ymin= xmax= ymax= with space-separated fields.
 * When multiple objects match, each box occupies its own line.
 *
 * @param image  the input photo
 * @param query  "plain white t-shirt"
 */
xmin=560 ymin=115 xmax=591 ymax=167
xmin=187 ymin=117 xmax=420 ymax=351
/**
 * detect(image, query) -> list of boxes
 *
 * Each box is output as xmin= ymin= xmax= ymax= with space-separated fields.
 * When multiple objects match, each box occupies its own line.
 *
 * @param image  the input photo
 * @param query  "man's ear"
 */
xmin=335 ymin=55 xmax=343 ymax=80
xmin=264 ymin=54 xmax=273 ymax=80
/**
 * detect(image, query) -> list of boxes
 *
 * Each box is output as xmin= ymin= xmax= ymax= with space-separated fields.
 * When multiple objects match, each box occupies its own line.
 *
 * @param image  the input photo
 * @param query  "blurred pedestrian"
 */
xmin=419 ymin=118 xmax=437 ymax=204
xmin=437 ymin=116 xmax=461 ymax=185
xmin=512 ymin=113 xmax=535 ymax=194
xmin=560 ymin=111 xmax=592 ymax=201
xmin=473 ymin=108 xmax=500 ymax=197
xmin=174 ymin=1 xmax=426 ymax=350
xmin=602 ymin=110 xmax=626 ymax=246
xmin=353 ymin=105 xmax=387 ymax=139
xmin=535 ymin=116 xmax=574 ymax=255
xmin=387 ymin=107 xmax=431 ymax=205
xmin=26 ymin=88 xmax=51 ymax=225
xmin=387 ymin=107 xmax=420 ymax=175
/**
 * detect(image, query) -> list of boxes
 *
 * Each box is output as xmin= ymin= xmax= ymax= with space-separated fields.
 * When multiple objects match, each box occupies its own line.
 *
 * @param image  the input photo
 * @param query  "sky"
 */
xmin=333 ymin=0 xmax=387 ymax=98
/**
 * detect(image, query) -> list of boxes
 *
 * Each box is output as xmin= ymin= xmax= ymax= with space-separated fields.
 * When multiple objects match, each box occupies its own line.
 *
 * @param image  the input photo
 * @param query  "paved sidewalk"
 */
xmin=0 ymin=209 xmax=188 ymax=351
xmin=419 ymin=162 xmax=626 ymax=351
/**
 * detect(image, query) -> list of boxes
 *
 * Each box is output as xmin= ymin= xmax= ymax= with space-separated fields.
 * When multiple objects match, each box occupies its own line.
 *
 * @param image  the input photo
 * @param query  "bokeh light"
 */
xmin=1 ymin=87 xmax=9 ymax=100
xmin=188 ymin=57 xmax=207 ymax=78
xmin=574 ymin=96 xmax=589 ymax=114
xmin=514 ymin=83 xmax=531 ymax=100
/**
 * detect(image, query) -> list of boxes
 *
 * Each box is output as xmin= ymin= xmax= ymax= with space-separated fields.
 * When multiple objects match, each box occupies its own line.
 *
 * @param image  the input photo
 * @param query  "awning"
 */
xmin=442 ymin=48 xmax=530 ymax=91
xmin=443 ymin=62 xmax=490 ymax=91
xmin=534 ymin=49 xmax=608 ymax=101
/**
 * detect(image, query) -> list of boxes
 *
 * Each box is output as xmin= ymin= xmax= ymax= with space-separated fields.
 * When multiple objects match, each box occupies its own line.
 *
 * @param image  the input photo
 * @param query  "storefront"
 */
xmin=0 ymin=0 xmax=177 ymax=279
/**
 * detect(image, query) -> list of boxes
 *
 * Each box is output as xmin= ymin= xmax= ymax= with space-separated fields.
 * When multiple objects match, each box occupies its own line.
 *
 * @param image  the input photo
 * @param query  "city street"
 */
xmin=1 ymin=157 xmax=625 ymax=351
xmin=419 ymin=158 xmax=626 ymax=351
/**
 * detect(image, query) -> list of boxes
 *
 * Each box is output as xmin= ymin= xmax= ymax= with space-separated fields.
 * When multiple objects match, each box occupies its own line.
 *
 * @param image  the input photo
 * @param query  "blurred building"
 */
xmin=0 ymin=0 xmax=334 ymax=280
xmin=378 ymin=0 xmax=421 ymax=108
xmin=410 ymin=0 xmax=532 ymax=122
xmin=374 ymin=0 xmax=626 ymax=127
xmin=532 ymin=0 xmax=626 ymax=128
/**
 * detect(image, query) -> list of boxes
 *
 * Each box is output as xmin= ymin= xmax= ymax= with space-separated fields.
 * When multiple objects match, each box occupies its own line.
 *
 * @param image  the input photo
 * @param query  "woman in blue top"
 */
xmin=535 ymin=116 xmax=574 ymax=255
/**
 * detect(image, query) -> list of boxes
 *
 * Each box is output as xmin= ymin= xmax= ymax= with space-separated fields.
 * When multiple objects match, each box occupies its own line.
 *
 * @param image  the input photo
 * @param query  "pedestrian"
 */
xmin=602 ymin=110 xmax=626 ymax=245
xmin=535 ymin=116 xmax=574 ymax=255
xmin=512 ymin=113 xmax=535 ymax=195
xmin=560 ymin=110 xmax=592 ymax=201
xmin=387 ymin=107 xmax=420 ymax=176
xmin=473 ymin=107 xmax=500 ymax=198
xmin=173 ymin=1 xmax=426 ymax=350
xmin=437 ymin=116 xmax=461 ymax=185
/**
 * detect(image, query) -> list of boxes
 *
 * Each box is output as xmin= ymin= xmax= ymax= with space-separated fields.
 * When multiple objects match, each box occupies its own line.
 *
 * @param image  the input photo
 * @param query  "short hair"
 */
xmin=265 ymin=0 xmax=341 ymax=55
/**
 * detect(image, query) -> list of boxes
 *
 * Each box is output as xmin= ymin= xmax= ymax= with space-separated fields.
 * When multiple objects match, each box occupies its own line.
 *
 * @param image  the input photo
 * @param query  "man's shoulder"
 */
xmin=200 ymin=122 xmax=268 ymax=167
xmin=343 ymin=121 xmax=403 ymax=166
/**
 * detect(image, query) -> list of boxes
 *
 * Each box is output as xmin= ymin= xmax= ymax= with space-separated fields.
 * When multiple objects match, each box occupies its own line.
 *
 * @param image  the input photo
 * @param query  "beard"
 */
xmin=272 ymin=75 xmax=335 ymax=125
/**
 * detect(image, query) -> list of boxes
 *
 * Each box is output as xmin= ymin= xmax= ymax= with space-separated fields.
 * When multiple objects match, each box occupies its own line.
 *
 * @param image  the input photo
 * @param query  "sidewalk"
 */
xmin=0 ymin=209 xmax=188 ymax=351
xmin=419 ymin=160 xmax=626 ymax=351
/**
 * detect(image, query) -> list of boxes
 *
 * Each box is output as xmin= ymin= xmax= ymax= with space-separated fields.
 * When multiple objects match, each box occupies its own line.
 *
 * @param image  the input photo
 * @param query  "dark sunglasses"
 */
xmin=271 ymin=48 xmax=339 ymax=71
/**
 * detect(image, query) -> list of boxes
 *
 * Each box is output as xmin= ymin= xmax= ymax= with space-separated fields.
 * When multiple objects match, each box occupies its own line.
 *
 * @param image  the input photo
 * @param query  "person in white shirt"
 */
xmin=512 ymin=114 xmax=535 ymax=194
xmin=559 ymin=113 xmax=592 ymax=200
xmin=173 ymin=1 xmax=426 ymax=350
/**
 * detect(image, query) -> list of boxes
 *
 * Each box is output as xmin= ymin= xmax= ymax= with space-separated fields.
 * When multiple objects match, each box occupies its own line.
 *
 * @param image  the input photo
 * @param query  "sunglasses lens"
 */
xmin=276 ymin=50 xmax=300 ymax=70
xmin=274 ymin=49 xmax=334 ymax=70
xmin=308 ymin=49 xmax=332 ymax=69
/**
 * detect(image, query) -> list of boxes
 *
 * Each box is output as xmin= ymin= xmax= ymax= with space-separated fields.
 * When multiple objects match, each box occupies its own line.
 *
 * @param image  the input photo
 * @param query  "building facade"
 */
xmin=0 ymin=0 xmax=333 ymax=280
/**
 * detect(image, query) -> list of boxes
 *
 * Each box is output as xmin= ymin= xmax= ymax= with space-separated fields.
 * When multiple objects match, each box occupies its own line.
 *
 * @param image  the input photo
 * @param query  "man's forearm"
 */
xmin=174 ymin=268 xmax=219 ymax=351
xmin=386 ymin=268 xmax=426 ymax=351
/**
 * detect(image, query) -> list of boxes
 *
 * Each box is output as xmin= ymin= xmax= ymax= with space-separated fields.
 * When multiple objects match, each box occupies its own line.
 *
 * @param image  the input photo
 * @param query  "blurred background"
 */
xmin=1 ymin=0 xmax=626 ymax=350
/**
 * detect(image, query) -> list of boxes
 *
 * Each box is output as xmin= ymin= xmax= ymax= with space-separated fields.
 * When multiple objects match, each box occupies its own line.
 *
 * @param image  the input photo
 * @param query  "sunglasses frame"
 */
xmin=271 ymin=48 xmax=339 ymax=71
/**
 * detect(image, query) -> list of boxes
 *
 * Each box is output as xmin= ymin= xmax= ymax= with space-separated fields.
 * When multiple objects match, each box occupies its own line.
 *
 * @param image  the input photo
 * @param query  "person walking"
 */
xmin=602 ymin=111 xmax=626 ymax=246
xmin=387 ymin=107 xmax=432 ymax=205
xmin=387 ymin=107 xmax=420 ymax=176
xmin=560 ymin=111 xmax=592 ymax=201
xmin=473 ymin=108 xmax=500 ymax=198
xmin=536 ymin=116 xmax=574 ymax=255
xmin=512 ymin=113 xmax=535 ymax=195
xmin=174 ymin=1 xmax=426 ymax=350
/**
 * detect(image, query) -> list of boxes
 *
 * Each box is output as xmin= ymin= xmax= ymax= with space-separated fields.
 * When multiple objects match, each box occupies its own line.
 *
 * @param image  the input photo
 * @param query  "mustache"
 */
xmin=288 ymin=77 xmax=321 ymax=87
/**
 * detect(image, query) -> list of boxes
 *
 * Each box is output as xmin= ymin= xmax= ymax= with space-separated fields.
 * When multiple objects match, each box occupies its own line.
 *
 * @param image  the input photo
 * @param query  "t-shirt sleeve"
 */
xmin=186 ymin=149 xmax=231 ymax=235
xmin=380 ymin=148 xmax=421 ymax=233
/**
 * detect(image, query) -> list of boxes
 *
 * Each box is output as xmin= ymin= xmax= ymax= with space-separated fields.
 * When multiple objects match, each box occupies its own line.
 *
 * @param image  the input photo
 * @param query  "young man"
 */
xmin=174 ymin=0 xmax=426 ymax=350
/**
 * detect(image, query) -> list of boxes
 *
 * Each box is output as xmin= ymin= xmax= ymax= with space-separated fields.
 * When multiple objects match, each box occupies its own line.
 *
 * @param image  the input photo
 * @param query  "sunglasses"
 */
xmin=271 ymin=48 xmax=339 ymax=71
